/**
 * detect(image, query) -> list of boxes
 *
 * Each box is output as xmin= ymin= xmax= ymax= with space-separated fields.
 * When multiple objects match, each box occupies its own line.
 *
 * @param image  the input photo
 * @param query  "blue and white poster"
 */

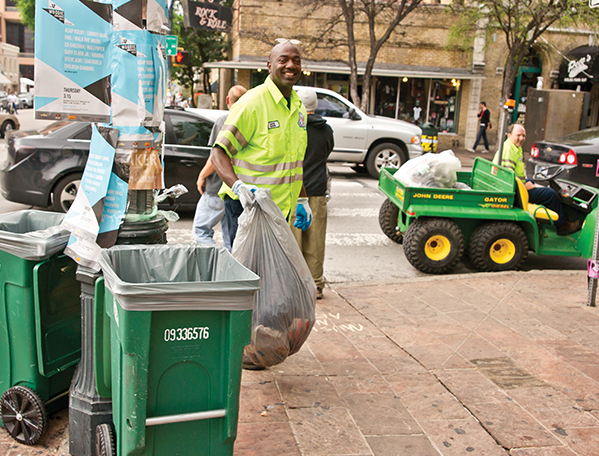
xmin=61 ymin=124 xmax=119 ymax=241
xmin=34 ymin=0 xmax=112 ymax=122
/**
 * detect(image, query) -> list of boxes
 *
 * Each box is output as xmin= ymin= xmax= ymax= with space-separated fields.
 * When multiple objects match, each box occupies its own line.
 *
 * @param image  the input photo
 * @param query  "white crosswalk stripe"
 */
xmin=328 ymin=207 xmax=379 ymax=217
xmin=326 ymin=233 xmax=394 ymax=246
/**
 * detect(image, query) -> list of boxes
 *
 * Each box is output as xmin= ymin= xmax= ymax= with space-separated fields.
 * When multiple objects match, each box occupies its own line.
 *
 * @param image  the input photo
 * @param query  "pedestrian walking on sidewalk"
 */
xmin=292 ymin=87 xmax=334 ymax=300
xmin=192 ymin=85 xmax=246 ymax=251
xmin=211 ymin=39 xmax=311 ymax=249
xmin=470 ymin=101 xmax=490 ymax=153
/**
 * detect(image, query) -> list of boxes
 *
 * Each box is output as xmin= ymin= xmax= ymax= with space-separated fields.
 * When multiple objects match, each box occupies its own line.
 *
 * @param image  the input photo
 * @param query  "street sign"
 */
xmin=166 ymin=35 xmax=178 ymax=56
xmin=591 ymin=0 xmax=599 ymax=7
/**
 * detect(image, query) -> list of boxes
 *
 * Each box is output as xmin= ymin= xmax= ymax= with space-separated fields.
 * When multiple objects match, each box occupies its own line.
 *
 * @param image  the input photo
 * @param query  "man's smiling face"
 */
xmin=268 ymin=43 xmax=302 ymax=96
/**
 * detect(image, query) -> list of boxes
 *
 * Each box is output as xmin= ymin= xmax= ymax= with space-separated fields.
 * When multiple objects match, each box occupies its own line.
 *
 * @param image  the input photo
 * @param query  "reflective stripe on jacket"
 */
xmin=215 ymin=76 xmax=308 ymax=218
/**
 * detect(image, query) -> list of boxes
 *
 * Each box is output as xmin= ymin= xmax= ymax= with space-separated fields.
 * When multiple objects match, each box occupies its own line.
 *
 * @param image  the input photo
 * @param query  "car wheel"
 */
xmin=403 ymin=218 xmax=464 ymax=274
xmin=468 ymin=222 xmax=528 ymax=272
xmin=0 ymin=120 xmax=15 ymax=138
xmin=365 ymin=142 xmax=405 ymax=179
xmin=378 ymin=198 xmax=403 ymax=244
xmin=52 ymin=173 xmax=82 ymax=213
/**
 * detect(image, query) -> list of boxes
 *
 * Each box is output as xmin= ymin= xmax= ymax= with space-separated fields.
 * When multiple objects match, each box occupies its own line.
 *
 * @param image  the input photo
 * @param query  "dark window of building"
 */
xmin=6 ymin=22 xmax=34 ymax=54
xmin=20 ymin=65 xmax=34 ymax=80
xmin=5 ymin=0 xmax=17 ymax=6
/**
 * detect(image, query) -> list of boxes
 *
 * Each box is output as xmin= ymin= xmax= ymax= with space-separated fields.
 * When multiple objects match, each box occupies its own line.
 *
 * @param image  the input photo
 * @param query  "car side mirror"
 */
xmin=348 ymin=107 xmax=361 ymax=121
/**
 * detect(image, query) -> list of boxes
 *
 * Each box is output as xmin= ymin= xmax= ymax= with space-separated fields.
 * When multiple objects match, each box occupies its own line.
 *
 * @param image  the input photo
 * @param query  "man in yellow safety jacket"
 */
xmin=211 ymin=39 xmax=311 ymax=249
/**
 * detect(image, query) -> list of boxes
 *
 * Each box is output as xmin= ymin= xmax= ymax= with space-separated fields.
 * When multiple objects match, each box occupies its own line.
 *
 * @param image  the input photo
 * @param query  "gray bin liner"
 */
xmin=0 ymin=210 xmax=70 ymax=260
xmin=98 ymin=244 xmax=260 ymax=312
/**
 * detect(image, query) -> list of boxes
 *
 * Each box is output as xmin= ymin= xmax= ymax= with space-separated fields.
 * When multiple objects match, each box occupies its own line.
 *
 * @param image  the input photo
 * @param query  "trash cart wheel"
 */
xmin=404 ymin=218 xmax=464 ymax=274
xmin=469 ymin=222 xmax=528 ymax=272
xmin=95 ymin=423 xmax=116 ymax=456
xmin=378 ymin=198 xmax=403 ymax=244
xmin=0 ymin=385 xmax=48 ymax=445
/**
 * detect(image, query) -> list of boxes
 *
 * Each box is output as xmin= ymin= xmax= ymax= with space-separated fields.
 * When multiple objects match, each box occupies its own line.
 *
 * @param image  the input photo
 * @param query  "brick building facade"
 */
xmin=206 ymin=0 xmax=598 ymax=151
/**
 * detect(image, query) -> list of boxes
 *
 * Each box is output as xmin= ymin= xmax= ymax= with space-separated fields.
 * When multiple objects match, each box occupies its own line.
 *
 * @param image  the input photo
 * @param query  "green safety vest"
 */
xmin=216 ymin=76 xmax=308 ymax=218
xmin=493 ymin=139 xmax=525 ymax=180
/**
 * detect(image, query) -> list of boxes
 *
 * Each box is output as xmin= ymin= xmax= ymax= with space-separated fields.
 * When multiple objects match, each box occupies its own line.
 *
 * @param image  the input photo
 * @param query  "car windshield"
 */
xmin=38 ymin=121 xmax=73 ymax=136
xmin=559 ymin=127 xmax=599 ymax=142
xmin=315 ymin=94 xmax=351 ymax=118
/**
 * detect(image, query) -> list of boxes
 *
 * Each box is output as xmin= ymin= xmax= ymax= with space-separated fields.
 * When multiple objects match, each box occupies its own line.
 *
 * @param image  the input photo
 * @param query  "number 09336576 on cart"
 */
xmin=164 ymin=327 xmax=210 ymax=342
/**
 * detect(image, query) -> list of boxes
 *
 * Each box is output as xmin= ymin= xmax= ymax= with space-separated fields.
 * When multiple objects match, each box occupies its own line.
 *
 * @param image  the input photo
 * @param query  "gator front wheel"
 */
xmin=468 ymin=222 xmax=528 ymax=272
xmin=379 ymin=198 xmax=403 ymax=244
xmin=403 ymin=218 xmax=464 ymax=274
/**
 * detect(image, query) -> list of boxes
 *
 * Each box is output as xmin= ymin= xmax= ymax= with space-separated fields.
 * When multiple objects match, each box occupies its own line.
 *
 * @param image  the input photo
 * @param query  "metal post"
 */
xmin=496 ymin=105 xmax=512 ymax=165
xmin=68 ymin=267 xmax=112 ymax=456
xmin=587 ymin=214 xmax=599 ymax=306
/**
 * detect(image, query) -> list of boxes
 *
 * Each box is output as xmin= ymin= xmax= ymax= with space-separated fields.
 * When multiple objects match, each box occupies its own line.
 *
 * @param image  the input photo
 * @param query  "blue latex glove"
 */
xmin=232 ymin=180 xmax=258 ymax=208
xmin=294 ymin=197 xmax=312 ymax=231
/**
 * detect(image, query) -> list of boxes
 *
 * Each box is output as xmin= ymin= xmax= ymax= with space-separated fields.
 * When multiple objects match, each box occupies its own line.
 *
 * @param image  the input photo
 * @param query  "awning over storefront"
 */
xmin=204 ymin=57 xmax=486 ymax=80
xmin=0 ymin=73 xmax=12 ymax=85
xmin=558 ymin=46 xmax=599 ymax=90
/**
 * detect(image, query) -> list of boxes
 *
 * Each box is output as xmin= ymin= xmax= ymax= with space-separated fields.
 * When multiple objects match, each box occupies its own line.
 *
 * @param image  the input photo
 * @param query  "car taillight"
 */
xmin=558 ymin=149 xmax=577 ymax=165
xmin=411 ymin=135 xmax=421 ymax=145
xmin=14 ymin=145 xmax=36 ymax=163
xmin=531 ymin=144 xmax=539 ymax=158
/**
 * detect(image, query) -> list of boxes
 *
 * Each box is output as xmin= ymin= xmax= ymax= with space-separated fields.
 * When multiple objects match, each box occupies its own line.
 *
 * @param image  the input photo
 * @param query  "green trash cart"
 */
xmin=0 ymin=210 xmax=80 ymax=445
xmin=94 ymin=244 xmax=260 ymax=456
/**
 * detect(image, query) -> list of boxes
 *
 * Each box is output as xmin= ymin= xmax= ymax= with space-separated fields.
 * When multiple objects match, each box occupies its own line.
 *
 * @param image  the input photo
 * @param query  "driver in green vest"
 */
xmin=211 ymin=39 xmax=311 ymax=248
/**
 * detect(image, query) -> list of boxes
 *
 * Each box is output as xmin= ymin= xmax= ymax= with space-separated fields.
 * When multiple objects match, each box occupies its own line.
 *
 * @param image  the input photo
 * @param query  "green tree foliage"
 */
xmin=449 ymin=0 xmax=599 ymax=104
xmin=171 ymin=1 xmax=230 ymax=105
xmin=17 ymin=0 xmax=35 ymax=31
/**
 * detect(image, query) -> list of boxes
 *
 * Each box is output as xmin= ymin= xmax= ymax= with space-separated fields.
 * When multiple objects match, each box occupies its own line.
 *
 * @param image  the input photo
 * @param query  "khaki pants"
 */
xmin=291 ymin=196 xmax=327 ymax=289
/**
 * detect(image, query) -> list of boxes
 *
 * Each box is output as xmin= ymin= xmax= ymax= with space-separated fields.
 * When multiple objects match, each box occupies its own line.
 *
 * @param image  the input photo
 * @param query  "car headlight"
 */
xmin=411 ymin=135 xmax=421 ymax=145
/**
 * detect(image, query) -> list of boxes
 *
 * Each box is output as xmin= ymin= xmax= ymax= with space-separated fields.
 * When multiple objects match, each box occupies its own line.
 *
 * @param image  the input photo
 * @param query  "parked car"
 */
xmin=526 ymin=126 xmax=599 ymax=188
xmin=0 ymin=107 xmax=214 ymax=212
xmin=18 ymin=92 xmax=34 ymax=109
xmin=308 ymin=87 xmax=423 ymax=178
xmin=0 ymin=112 xmax=19 ymax=137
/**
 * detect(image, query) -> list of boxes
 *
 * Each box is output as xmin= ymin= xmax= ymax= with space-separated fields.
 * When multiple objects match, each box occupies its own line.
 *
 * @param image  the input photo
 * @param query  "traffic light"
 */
xmin=174 ymin=50 xmax=190 ymax=66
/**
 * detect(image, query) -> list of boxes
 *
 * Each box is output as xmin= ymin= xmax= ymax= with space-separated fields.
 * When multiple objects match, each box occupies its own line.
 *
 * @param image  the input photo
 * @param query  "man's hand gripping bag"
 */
xmin=233 ymin=189 xmax=317 ymax=368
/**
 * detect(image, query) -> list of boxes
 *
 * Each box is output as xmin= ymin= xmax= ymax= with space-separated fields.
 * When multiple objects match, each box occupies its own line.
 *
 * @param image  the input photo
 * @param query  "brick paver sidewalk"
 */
xmin=3 ymin=270 xmax=598 ymax=455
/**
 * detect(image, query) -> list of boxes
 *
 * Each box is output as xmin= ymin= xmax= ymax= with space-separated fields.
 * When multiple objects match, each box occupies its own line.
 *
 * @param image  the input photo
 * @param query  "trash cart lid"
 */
xmin=0 ymin=210 xmax=70 ymax=260
xmin=98 ymin=244 xmax=261 ymax=311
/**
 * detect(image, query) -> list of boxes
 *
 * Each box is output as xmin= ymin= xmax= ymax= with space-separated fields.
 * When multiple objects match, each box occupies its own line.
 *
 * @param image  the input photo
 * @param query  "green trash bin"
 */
xmin=0 ymin=210 xmax=80 ymax=445
xmin=94 ymin=244 xmax=260 ymax=456
xmin=421 ymin=122 xmax=439 ymax=153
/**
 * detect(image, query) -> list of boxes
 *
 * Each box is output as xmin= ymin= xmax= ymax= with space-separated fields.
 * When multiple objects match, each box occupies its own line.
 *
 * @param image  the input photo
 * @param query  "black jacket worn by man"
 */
xmin=303 ymin=113 xmax=334 ymax=196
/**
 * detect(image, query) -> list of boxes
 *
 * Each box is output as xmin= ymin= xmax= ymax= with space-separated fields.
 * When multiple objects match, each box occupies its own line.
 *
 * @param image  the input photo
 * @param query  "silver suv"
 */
xmin=191 ymin=87 xmax=424 ymax=179
xmin=311 ymin=87 xmax=423 ymax=178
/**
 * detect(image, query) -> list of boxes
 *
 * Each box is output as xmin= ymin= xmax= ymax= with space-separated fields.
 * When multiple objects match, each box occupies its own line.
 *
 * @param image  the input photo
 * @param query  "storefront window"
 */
xmin=428 ymin=79 xmax=460 ymax=133
xmin=374 ymin=77 xmax=399 ymax=118
xmin=397 ymin=78 xmax=427 ymax=124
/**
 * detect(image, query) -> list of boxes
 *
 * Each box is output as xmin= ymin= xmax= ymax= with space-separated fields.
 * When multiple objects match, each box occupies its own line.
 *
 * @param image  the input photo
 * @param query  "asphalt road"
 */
xmin=0 ymin=109 xmax=586 ymax=283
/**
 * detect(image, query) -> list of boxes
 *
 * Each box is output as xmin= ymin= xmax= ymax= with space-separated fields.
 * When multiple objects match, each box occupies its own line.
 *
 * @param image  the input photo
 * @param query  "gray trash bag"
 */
xmin=233 ymin=188 xmax=317 ymax=368
xmin=98 ymin=244 xmax=260 ymax=312
xmin=0 ymin=210 xmax=70 ymax=260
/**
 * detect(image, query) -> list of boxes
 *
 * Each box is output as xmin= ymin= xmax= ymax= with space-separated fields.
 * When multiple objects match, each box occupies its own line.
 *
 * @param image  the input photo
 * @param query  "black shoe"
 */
xmin=316 ymin=287 xmax=323 ymax=300
xmin=557 ymin=219 xmax=583 ymax=236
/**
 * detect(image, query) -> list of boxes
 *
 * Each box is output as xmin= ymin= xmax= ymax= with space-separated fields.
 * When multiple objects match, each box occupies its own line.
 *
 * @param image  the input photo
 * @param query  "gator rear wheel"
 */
xmin=469 ymin=222 xmax=528 ymax=272
xmin=379 ymin=198 xmax=403 ymax=244
xmin=403 ymin=218 xmax=464 ymax=274
xmin=95 ymin=423 xmax=116 ymax=456
xmin=0 ymin=385 xmax=48 ymax=445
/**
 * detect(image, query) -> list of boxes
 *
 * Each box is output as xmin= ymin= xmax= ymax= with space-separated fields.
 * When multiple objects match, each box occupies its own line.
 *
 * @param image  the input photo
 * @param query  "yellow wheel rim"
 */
xmin=425 ymin=235 xmax=451 ymax=261
xmin=489 ymin=239 xmax=516 ymax=264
